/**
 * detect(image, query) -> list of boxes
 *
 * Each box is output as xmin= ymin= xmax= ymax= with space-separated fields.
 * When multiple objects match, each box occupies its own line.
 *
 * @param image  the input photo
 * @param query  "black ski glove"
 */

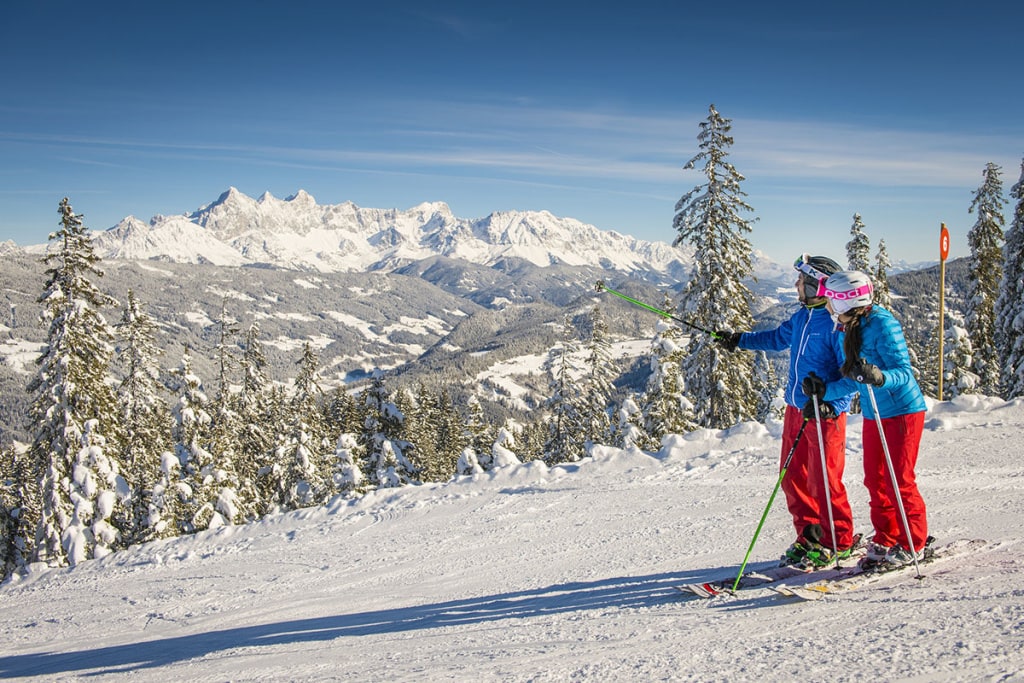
xmin=801 ymin=371 xmax=827 ymax=400
xmin=849 ymin=359 xmax=885 ymax=386
xmin=802 ymin=399 xmax=837 ymax=420
xmin=714 ymin=330 xmax=743 ymax=352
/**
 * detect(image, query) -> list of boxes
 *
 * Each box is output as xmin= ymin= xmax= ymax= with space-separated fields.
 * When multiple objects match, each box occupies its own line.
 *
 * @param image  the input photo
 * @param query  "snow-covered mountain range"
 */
xmin=84 ymin=188 xmax=697 ymax=277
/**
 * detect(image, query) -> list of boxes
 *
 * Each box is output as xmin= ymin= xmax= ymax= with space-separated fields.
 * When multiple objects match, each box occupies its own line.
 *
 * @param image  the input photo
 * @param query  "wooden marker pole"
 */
xmin=937 ymin=223 xmax=950 ymax=400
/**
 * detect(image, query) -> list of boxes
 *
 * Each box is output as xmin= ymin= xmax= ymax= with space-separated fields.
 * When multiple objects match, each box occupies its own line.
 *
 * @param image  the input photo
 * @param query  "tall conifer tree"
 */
xmin=846 ymin=213 xmax=871 ymax=272
xmin=115 ymin=290 xmax=173 ymax=543
xmin=995 ymin=159 xmax=1024 ymax=398
xmin=26 ymin=198 xmax=122 ymax=567
xmin=673 ymin=104 xmax=757 ymax=428
xmin=579 ymin=305 xmax=615 ymax=450
xmin=543 ymin=316 xmax=585 ymax=464
xmin=873 ymin=238 xmax=892 ymax=309
xmin=966 ymin=162 xmax=1006 ymax=396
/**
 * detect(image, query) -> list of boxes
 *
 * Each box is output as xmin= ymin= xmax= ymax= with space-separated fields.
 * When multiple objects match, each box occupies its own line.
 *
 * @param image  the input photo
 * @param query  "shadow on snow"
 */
xmin=0 ymin=563 xmax=758 ymax=678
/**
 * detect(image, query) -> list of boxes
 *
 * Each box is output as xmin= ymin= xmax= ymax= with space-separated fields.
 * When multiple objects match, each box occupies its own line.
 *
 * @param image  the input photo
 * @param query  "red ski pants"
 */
xmin=779 ymin=405 xmax=854 ymax=549
xmin=862 ymin=410 xmax=928 ymax=552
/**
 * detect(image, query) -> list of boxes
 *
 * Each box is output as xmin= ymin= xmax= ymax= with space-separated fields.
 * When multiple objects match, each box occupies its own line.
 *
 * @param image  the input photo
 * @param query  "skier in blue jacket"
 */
xmin=716 ymin=255 xmax=857 ymax=567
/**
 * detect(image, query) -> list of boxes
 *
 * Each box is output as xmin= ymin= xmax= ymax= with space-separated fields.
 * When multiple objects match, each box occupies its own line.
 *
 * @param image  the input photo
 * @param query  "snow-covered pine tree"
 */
xmin=846 ymin=213 xmax=872 ymax=272
xmin=207 ymin=305 xmax=244 ymax=520
xmin=616 ymin=394 xmax=653 ymax=451
xmin=511 ymin=421 xmax=546 ymax=463
xmin=579 ymin=305 xmax=615 ymax=452
xmin=966 ymin=162 xmax=1006 ymax=396
xmin=429 ymin=387 xmax=467 ymax=480
xmin=26 ymin=198 xmax=122 ymax=567
xmin=543 ymin=315 xmax=585 ymax=464
xmin=362 ymin=370 xmax=416 ymax=488
xmin=995 ymin=159 xmax=1024 ymax=399
xmin=169 ymin=350 xmax=219 ymax=533
xmin=873 ymin=238 xmax=892 ymax=309
xmin=918 ymin=322 xmax=942 ymax=399
xmin=752 ymin=351 xmax=785 ymax=425
xmin=405 ymin=384 xmax=440 ymax=479
xmin=331 ymin=433 xmax=366 ymax=495
xmin=463 ymin=395 xmax=495 ymax=467
xmin=640 ymin=311 xmax=697 ymax=443
xmin=673 ymin=104 xmax=758 ymax=428
xmin=490 ymin=424 xmax=522 ymax=468
xmin=273 ymin=342 xmax=330 ymax=509
xmin=63 ymin=419 xmax=129 ymax=564
xmin=943 ymin=311 xmax=980 ymax=398
xmin=114 ymin=289 xmax=173 ymax=544
xmin=0 ymin=446 xmax=33 ymax=580
xmin=236 ymin=323 xmax=275 ymax=515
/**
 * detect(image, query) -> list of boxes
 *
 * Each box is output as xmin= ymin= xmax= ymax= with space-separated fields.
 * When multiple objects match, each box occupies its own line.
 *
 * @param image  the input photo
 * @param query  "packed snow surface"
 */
xmin=1 ymin=395 xmax=1022 ymax=681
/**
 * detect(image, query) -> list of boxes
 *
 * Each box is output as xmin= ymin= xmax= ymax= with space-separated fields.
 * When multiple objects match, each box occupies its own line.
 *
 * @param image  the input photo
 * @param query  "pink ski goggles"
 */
xmin=817 ymin=280 xmax=873 ymax=300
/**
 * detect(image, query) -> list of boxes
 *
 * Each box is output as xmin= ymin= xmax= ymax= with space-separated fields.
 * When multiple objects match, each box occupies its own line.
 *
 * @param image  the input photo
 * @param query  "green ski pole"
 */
xmin=594 ymin=280 xmax=720 ymax=338
xmin=729 ymin=418 xmax=809 ymax=592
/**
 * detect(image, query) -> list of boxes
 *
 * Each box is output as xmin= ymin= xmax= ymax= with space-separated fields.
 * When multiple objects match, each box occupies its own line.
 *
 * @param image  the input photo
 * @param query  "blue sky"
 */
xmin=2 ymin=1 xmax=1021 ymax=267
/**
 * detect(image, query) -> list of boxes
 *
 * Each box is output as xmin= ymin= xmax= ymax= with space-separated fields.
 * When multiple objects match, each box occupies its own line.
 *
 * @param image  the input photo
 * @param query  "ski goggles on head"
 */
xmin=793 ymin=253 xmax=832 ymax=282
xmin=818 ymin=281 xmax=873 ymax=300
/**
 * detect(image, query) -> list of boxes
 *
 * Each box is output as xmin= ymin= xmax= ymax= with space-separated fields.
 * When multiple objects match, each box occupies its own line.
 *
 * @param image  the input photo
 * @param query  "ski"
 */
xmin=770 ymin=538 xmax=987 ymax=601
xmin=675 ymin=563 xmax=814 ymax=598
xmin=675 ymin=532 xmax=866 ymax=599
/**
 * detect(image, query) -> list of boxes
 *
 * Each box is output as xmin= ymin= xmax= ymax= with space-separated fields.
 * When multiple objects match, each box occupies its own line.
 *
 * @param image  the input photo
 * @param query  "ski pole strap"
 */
xmin=594 ymin=281 xmax=719 ymax=338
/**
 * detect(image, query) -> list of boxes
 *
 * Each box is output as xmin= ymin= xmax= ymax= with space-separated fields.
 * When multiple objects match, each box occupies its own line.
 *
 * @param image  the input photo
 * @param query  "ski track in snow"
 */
xmin=1 ymin=396 xmax=1023 ymax=681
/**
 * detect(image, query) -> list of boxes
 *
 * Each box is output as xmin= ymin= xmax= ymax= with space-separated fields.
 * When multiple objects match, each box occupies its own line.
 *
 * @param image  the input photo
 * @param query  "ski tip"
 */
xmin=675 ymin=582 xmax=732 ymax=599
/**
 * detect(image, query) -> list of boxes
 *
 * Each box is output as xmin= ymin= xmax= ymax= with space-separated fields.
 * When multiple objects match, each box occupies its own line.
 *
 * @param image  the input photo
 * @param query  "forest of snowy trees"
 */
xmin=2 ymin=106 xmax=1023 ymax=583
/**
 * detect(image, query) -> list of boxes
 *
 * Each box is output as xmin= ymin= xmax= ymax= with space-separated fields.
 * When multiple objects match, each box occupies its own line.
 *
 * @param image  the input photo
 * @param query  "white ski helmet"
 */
xmin=820 ymin=270 xmax=873 ymax=314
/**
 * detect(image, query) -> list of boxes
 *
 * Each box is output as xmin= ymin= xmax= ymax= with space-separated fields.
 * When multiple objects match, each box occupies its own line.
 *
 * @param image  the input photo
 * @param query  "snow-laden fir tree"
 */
xmin=966 ymin=162 xmax=1006 ymax=396
xmin=271 ymin=342 xmax=330 ymax=509
xmin=0 ymin=446 xmax=33 ymax=580
xmin=235 ymin=323 xmax=275 ymax=513
xmin=26 ymin=198 xmax=123 ymax=567
xmin=752 ymin=351 xmax=785 ymax=425
xmin=362 ymin=370 xmax=417 ymax=488
xmin=331 ymin=433 xmax=366 ymax=495
xmin=490 ymin=424 xmax=522 ymax=468
xmin=640 ymin=310 xmax=697 ymax=444
xmin=63 ymin=419 xmax=129 ymax=564
xmin=543 ymin=315 xmax=586 ymax=464
xmin=846 ymin=213 xmax=872 ymax=272
xmin=616 ymin=394 xmax=652 ymax=451
xmin=114 ymin=289 xmax=173 ymax=544
xmin=206 ymin=304 xmax=245 ymax=520
xmin=942 ymin=311 xmax=980 ymax=398
xmin=995 ymin=159 xmax=1024 ymax=399
xmin=463 ymin=395 xmax=495 ymax=467
xmin=169 ymin=350 xmax=222 ymax=532
xmin=673 ymin=104 xmax=758 ymax=428
xmin=579 ymin=305 xmax=615 ymax=451
xmin=872 ymin=238 xmax=892 ymax=309
xmin=404 ymin=383 xmax=466 ymax=481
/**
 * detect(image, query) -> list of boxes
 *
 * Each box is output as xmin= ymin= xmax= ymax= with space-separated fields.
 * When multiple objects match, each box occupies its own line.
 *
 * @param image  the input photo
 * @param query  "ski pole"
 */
xmin=594 ymin=280 xmax=720 ymax=338
xmin=811 ymin=394 xmax=840 ymax=567
xmin=864 ymin=383 xmax=924 ymax=578
xmin=730 ymin=418 xmax=809 ymax=592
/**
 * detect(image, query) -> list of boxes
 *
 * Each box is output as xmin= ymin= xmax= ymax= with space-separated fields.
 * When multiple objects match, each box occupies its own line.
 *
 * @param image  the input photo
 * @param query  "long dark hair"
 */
xmin=841 ymin=306 xmax=872 ymax=376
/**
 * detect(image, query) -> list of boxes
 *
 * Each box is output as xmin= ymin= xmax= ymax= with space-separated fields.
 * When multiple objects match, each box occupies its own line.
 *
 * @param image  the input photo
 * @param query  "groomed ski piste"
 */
xmin=2 ymin=394 xmax=1023 ymax=682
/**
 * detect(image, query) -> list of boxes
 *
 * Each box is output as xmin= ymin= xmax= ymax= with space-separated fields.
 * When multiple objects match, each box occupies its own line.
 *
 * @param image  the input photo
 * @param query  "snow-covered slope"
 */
xmin=77 ymin=188 xmax=696 ymax=276
xmin=2 ymin=395 xmax=1021 ymax=681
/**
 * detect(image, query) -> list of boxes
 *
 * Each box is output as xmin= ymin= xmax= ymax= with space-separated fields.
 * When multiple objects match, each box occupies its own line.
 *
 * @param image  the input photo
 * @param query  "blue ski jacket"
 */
xmin=822 ymin=305 xmax=927 ymax=420
xmin=738 ymin=303 xmax=853 ymax=413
